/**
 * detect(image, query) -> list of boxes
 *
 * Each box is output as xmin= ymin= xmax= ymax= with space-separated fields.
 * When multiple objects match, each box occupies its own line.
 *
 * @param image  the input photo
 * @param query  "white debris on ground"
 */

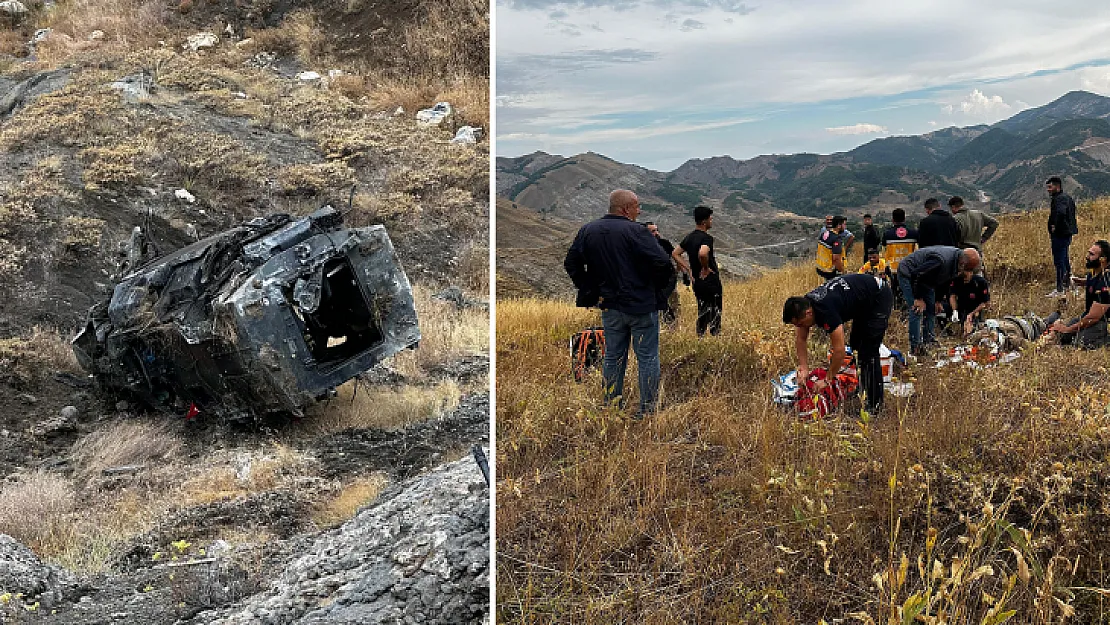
xmin=450 ymin=126 xmax=483 ymax=144
xmin=183 ymin=32 xmax=218 ymax=52
xmin=174 ymin=189 xmax=196 ymax=204
xmin=416 ymin=102 xmax=452 ymax=126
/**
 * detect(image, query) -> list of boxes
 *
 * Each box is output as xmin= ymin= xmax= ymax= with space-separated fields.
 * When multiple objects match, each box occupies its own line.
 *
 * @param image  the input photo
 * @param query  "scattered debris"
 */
xmin=416 ymin=102 xmax=452 ymax=126
xmin=174 ymin=188 xmax=196 ymax=203
xmin=101 ymin=464 xmax=145 ymax=476
xmin=184 ymin=32 xmax=219 ymax=52
xmin=450 ymin=125 xmax=483 ymax=144
xmin=72 ymin=206 xmax=421 ymax=422
xmin=296 ymin=70 xmax=321 ymax=81
xmin=88 ymin=30 xmax=105 ymax=41
xmin=28 ymin=27 xmax=51 ymax=47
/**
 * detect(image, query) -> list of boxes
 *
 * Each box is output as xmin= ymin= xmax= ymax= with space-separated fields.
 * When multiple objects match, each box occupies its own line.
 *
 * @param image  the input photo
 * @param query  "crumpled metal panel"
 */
xmin=73 ymin=206 xmax=420 ymax=421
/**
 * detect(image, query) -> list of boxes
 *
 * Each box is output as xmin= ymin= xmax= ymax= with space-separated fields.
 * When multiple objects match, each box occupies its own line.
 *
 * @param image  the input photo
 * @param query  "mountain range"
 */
xmin=496 ymin=90 xmax=1110 ymax=293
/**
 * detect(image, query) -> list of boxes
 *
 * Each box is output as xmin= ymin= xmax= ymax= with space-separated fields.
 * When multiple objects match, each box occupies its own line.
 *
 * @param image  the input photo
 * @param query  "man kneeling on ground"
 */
xmin=947 ymin=267 xmax=990 ymax=338
xmin=783 ymin=274 xmax=894 ymax=415
xmin=1046 ymin=239 xmax=1110 ymax=348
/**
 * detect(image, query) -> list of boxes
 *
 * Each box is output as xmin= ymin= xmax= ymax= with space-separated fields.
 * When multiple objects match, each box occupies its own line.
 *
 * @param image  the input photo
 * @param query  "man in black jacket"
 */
xmin=1046 ymin=176 xmax=1079 ymax=297
xmin=897 ymin=246 xmax=981 ymax=355
xmin=862 ymin=214 xmax=881 ymax=254
xmin=565 ymin=189 xmax=676 ymax=417
xmin=917 ymin=198 xmax=960 ymax=248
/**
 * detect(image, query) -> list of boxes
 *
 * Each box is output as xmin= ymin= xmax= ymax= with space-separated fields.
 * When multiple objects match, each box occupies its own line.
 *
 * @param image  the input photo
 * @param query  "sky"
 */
xmin=496 ymin=0 xmax=1110 ymax=170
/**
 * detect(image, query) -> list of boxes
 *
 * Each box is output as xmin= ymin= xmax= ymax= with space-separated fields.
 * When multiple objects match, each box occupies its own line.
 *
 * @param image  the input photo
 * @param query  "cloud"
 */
xmin=928 ymin=120 xmax=938 ymax=127
xmin=943 ymin=89 xmax=1011 ymax=116
xmin=502 ymin=117 xmax=756 ymax=144
xmin=1080 ymin=70 xmax=1110 ymax=95
xmin=504 ymin=0 xmax=753 ymax=13
xmin=825 ymin=123 xmax=888 ymax=135
xmin=680 ymin=18 xmax=705 ymax=31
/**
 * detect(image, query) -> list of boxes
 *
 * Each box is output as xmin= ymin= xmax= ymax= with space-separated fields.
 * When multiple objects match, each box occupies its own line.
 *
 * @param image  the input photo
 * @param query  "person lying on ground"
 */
xmin=782 ymin=273 xmax=894 ymax=414
xmin=1045 ymin=239 xmax=1110 ymax=349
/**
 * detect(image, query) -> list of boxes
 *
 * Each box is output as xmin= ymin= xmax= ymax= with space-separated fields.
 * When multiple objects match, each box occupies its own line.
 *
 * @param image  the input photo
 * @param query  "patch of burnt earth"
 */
xmin=312 ymin=392 xmax=489 ymax=480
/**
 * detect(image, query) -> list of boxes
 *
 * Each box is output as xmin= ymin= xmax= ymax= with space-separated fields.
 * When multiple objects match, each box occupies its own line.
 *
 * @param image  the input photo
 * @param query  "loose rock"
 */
xmin=184 ymin=32 xmax=218 ymax=52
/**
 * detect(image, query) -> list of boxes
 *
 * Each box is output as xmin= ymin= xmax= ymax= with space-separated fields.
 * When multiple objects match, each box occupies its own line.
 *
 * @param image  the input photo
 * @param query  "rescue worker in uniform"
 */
xmin=881 ymin=208 xmax=918 ymax=306
xmin=859 ymin=248 xmax=892 ymax=285
xmin=783 ymin=273 xmax=895 ymax=415
xmin=816 ymin=215 xmax=848 ymax=281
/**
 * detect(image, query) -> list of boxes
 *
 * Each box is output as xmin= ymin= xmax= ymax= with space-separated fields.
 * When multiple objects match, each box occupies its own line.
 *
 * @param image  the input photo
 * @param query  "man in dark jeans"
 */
xmin=565 ymin=189 xmax=676 ymax=417
xmin=673 ymin=206 xmax=722 ymax=336
xmin=1046 ymin=176 xmax=1079 ymax=298
xmin=897 ymin=246 xmax=981 ymax=355
xmin=783 ymin=274 xmax=894 ymax=414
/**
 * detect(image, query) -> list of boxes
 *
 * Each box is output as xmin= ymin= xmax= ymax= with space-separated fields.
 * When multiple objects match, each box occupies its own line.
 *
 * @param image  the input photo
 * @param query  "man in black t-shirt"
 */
xmin=947 ymin=271 xmax=990 ymax=337
xmin=674 ymin=206 xmax=722 ymax=336
xmin=647 ymin=222 xmax=684 ymax=326
xmin=782 ymin=274 xmax=895 ymax=414
xmin=1046 ymin=239 xmax=1110 ymax=348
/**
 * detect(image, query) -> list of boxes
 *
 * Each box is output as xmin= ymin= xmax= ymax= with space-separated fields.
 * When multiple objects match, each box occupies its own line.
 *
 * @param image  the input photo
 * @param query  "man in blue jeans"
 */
xmin=564 ymin=189 xmax=676 ymax=417
xmin=896 ymin=246 xmax=980 ymax=356
xmin=1046 ymin=177 xmax=1079 ymax=297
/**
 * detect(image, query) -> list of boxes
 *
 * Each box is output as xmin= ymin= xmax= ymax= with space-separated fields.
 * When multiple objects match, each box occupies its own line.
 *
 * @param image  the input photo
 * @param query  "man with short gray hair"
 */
xmin=897 ymin=246 xmax=981 ymax=355
xmin=565 ymin=189 xmax=676 ymax=418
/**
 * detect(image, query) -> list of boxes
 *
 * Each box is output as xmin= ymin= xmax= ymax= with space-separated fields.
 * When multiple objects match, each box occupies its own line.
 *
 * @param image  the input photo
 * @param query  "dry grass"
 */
xmin=312 ymin=473 xmax=389 ymax=527
xmin=179 ymin=444 xmax=313 ymax=505
xmin=71 ymin=420 xmax=184 ymax=482
xmin=390 ymin=284 xmax=489 ymax=378
xmin=0 ymin=326 xmax=81 ymax=386
xmin=307 ymin=380 xmax=462 ymax=434
xmin=497 ymin=198 xmax=1110 ymax=622
xmin=0 ymin=471 xmax=77 ymax=555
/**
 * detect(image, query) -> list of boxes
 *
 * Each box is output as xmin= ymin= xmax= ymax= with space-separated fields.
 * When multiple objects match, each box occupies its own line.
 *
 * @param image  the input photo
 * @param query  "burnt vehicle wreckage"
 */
xmin=72 ymin=206 xmax=421 ymax=421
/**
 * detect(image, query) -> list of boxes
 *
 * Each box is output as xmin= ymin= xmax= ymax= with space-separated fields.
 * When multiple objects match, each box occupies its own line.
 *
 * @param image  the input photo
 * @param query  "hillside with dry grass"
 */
xmin=497 ymin=198 xmax=1110 ymax=622
xmin=0 ymin=0 xmax=489 ymax=622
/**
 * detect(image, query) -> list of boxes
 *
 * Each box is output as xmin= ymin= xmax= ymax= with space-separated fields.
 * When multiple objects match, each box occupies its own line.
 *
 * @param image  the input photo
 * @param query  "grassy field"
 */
xmin=497 ymin=198 xmax=1110 ymax=622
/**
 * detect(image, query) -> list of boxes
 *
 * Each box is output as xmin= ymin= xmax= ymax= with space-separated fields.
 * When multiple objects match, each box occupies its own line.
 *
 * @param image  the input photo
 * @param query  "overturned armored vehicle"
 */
xmin=73 ymin=207 xmax=420 ymax=421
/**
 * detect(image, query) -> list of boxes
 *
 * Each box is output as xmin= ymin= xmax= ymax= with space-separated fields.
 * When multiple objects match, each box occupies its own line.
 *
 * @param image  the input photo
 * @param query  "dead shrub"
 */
xmin=312 ymin=474 xmax=388 ymax=527
xmin=71 ymin=421 xmax=184 ymax=482
xmin=0 ymin=326 xmax=80 ymax=386
xmin=0 ymin=471 xmax=77 ymax=555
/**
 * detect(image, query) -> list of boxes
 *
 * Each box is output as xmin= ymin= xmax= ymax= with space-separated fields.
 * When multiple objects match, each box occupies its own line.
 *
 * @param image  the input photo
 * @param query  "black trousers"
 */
xmin=693 ymin=275 xmax=723 ymax=336
xmin=849 ymin=282 xmax=894 ymax=412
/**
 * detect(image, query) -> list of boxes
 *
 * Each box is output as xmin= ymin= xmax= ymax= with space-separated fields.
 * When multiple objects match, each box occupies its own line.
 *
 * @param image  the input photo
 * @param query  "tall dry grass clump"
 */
xmin=497 ymin=198 xmax=1110 ymax=622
